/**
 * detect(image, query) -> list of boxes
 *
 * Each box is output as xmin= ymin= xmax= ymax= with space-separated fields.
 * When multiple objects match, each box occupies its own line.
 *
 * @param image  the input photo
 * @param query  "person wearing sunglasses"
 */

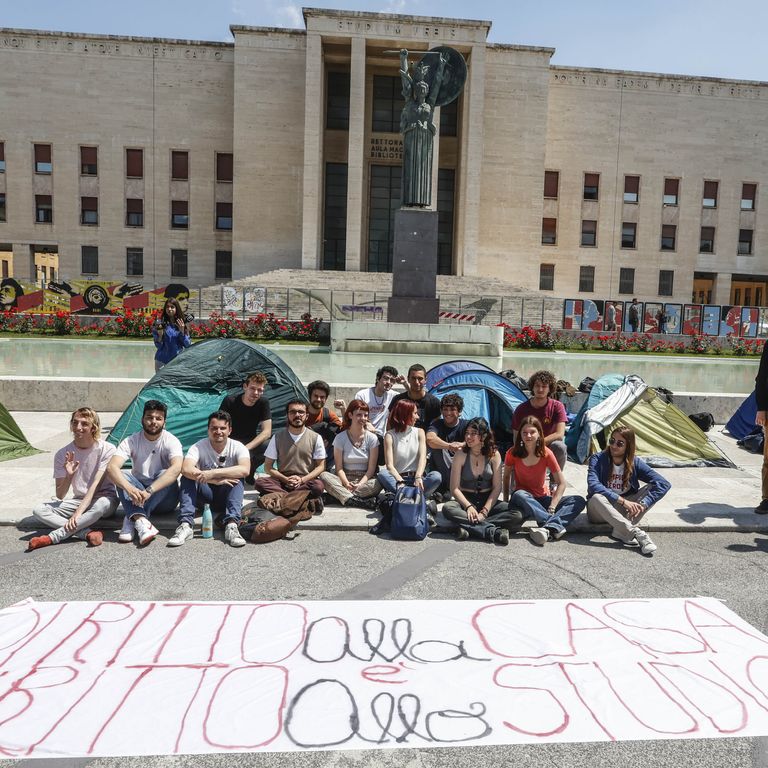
xmin=586 ymin=426 xmax=671 ymax=555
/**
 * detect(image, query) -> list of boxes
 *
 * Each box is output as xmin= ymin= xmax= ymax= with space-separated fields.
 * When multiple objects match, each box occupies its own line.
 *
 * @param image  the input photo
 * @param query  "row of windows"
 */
xmin=539 ymin=264 xmax=674 ymax=297
xmin=0 ymin=142 xmax=234 ymax=182
xmin=542 ymin=218 xmax=756 ymax=255
xmin=544 ymin=170 xmax=758 ymax=211
xmin=0 ymin=194 xmax=232 ymax=231
xmin=80 ymin=246 xmax=233 ymax=280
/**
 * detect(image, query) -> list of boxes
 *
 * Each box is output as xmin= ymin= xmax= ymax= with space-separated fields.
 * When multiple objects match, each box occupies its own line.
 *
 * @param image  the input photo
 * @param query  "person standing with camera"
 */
xmin=152 ymin=297 xmax=191 ymax=370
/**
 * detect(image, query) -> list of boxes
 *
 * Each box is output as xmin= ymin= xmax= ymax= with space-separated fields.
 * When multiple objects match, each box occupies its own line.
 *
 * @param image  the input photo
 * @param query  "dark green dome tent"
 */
xmin=0 ymin=402 xmax=41 ymax=461
xmin=108 ymin=339 xmax=308 ymax=453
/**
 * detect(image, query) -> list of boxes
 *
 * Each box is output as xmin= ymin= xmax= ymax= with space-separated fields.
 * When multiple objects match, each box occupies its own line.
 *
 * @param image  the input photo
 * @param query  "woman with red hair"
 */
xmin=377 ymin=399 xmax=441 ymax=497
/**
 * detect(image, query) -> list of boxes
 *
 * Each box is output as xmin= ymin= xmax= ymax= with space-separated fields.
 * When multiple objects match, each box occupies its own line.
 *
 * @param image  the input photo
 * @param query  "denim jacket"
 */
xmin=587 ymin=451 xmax=671 ymax=507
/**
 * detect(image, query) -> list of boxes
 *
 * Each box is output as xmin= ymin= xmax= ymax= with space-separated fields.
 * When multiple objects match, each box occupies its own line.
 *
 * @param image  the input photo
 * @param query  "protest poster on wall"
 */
xmin=2 ymin=597 xmax=768 ymax=759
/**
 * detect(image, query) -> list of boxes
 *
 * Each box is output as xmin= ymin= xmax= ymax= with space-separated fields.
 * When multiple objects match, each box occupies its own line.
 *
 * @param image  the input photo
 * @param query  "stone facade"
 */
xmin=0 ymin=10 xmax=766 ymax=305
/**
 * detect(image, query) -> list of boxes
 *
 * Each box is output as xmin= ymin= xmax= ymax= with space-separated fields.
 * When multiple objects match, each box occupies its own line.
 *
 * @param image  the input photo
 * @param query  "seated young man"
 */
xmin=28 ymin=407 xmax=118 ymax=550
xmin=107 ymin=399 xmax=183 ymax=546
xmin=305 ymin=379 xmax=342 ymax=468
xmin=426 ymin=393 xmax=468 ymax=499
xmin=169 ymin=410 xmax=250 ymax=548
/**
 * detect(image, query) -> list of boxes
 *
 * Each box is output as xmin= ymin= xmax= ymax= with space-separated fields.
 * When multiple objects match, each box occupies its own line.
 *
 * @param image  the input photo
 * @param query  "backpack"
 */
xmin=390 ymin=485 xmax=429 ymax=541
xmin=689 ymin=412 xmax=715 ymax=432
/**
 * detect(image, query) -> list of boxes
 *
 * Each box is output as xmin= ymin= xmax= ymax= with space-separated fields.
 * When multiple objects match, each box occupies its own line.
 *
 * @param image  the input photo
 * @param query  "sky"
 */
xmin=3 ymin=0 xmax=767 ymax=82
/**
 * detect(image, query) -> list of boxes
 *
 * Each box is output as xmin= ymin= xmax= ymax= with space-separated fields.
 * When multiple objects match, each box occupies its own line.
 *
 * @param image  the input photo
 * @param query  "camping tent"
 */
xmin=425 ymin=359 xmax=496 ymax=390
xmin=565 ymin=373 xmax=733 ymax=467
xmin=108 ymin=339 xmax=307 ymax=453
xmin=725 ymin=391 xmax=758 ymax=441
xmin=0 ymin=402 xmax=41 ymax=462
xmin=428 ymin=369 xmax=528 ymax=452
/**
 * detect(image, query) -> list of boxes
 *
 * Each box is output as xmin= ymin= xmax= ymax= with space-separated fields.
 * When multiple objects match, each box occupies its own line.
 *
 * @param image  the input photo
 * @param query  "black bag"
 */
xmin=370 ymin=493 xmax=395 ymax=535
xmin=689 ymin=412 xmax=715 ymax=432
xmin=738 ymin=430 xmax=765 ymax=454
xmin=578 ymin=377 xmax=596 ymax=393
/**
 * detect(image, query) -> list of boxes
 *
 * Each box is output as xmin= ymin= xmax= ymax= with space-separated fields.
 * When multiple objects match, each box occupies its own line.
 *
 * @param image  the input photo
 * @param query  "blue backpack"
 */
xmin=390 ymin=484 xmax=429 ymax=541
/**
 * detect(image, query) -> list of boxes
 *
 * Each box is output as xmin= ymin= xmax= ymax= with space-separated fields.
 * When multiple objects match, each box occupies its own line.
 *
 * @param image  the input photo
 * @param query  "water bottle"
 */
xmin=201 ymin=504 xmax=213 ymax=539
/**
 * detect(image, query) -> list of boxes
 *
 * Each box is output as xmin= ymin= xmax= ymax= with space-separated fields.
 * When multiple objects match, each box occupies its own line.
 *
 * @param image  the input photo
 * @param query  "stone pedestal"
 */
xmin=387 ymin=208 xmax=439 ymax=324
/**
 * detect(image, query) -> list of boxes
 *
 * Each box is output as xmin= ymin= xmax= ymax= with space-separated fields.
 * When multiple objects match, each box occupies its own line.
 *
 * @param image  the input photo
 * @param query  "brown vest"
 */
xmin=275 ymin=428 xmax=316 ymax=476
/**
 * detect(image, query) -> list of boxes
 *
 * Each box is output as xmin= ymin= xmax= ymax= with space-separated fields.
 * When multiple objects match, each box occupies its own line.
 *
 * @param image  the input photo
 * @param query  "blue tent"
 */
xmin=425 ymin=359 xmax=495 ymax=390
xmin=428 ymin=369 xmax=528 ymax=452
xmin=725 ymin=391 xmax=758 ymax=440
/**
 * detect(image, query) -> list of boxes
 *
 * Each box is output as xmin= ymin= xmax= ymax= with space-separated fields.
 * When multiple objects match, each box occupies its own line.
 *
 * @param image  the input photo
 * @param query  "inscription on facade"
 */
xmin=369 ymin=137 xmax=403 ymax=160
xmin=336 ymin=19 xmax=456 ymax=39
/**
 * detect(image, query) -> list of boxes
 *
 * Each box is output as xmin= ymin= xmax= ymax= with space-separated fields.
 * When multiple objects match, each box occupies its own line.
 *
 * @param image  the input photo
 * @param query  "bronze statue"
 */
xmin=398 ymin=47 xmax=467 ymax=208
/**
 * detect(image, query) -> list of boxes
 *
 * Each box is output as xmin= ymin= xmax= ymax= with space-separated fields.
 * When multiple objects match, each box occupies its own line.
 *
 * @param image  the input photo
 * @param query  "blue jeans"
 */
xmin=509 ymin=490 xmax=586 ymax=535
xmin=178 ymin=476 xmax=244 ymax=525
xmin=376 ymin=469 xmax=442 ymax=498
xmin=117 ymin=472 xmax=179 ymax=520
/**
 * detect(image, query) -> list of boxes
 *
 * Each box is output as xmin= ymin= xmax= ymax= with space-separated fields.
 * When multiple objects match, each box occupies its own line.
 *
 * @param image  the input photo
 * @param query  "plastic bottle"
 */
xmin=201 ymin=504 xmax=213 ymax=539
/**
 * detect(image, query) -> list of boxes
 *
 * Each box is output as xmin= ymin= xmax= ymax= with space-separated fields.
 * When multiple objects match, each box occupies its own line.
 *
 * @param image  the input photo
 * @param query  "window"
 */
xmin=703 ymin=180 xmax=718 ymax=208
xmin=0 ymin=193 xmax=5 ymax=222
xmin=171 ymin=248 xmax=188 ymax=278
xmin=80 ymin=146 xmax=97 ymax=176
xmin=439 ymin=97 xmax=458 ymax=137
xmin=539 ymin=263 xmax=554 ymax=291
xmin=216 ymin=202 xmax=232 ymax=230
xmin=541 ymin=217 xmax=557 ymax=245
xmin=544 ymin=171 xmax=559 ymax=199
xmin=700 ymin=226 xmax=715 ymax=253
xmin=738 ymin=229 xmax=754 ymax=255
xmin=372 ymin=75 xmax=404 ymax=133
xmin=0 ymin=142 xmax=5 ymax=173
xmin=81 ymin=246 xmax=98 ymax=275
xmin=659 ymin=270 xmax=674 ymax=296
xmin=171 ymin=200 xmax=189 ymax=229
xmin=35 ymin=195 xmax=52 ymax=223
xmin=34 ymin=144 xmax=52 ymax=174
xmin=621 ymin=222 xmax=637 ymax=248
xmin=583 ymin=173 xmax=599 ymax=201
xmin=216 ymin=152 xmax=233 ymax=182
xmin=742 ymin=183 xmax=757 ymax=211
xmin=579 ymin=265 xmax=595 ymax=293
xmin=323 ymin=162 xmax=348 ymax=270
xmin=126 ymin=148 xmax=143 ymax=178
xmin=171 ymin=151 xmax=188 ymax=180
xmin=580 ymin=219 xmax=597 ymax=247
xmin=745 ymin=288 xmax=752 ymax=306
xmin=215 ymin=250 xmax=232 ymax=280
xmin=663 ymin=177 xmax=679 ymax=206
xmin=126 ymin=198 xmax=143 ymax=227
xmin=326 ymin=71 xmax=350 ymax=131
xmin=126 ymin=247 xmax=143 ymax=276
xmin=80 ymin=197 xmax=98 ymax=225
xmin=661 ymin=224 xmax=676 ymax=251
xmin=436 ymin=168 xmax=455 ymax=274
xmin=619 ymin=267 xmax=635 ymax=295
xmin=368 ymin=164 xmax=400 ymax=272
xmin=623 ymin=175 xmax=640 ymax=203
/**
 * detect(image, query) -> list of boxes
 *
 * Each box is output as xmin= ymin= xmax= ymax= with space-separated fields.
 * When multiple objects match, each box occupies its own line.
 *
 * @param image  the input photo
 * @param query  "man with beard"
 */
xmin=107 ymin=400 xmax=183 ymax=546
xmin=389 ymin=363 xmax=441 ymax=430
xmin=254 ymin=400 xmax=326 ymax=504
xmin=426 ymin=393 xmax=468 ymax=499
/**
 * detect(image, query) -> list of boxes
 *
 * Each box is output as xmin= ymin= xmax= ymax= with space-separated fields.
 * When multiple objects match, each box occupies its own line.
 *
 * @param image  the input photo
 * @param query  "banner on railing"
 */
xmin=2 ymin=596 xmax=768 ymax=759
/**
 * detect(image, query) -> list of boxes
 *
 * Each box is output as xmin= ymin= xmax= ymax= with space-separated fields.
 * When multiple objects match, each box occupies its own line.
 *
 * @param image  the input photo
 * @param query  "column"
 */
xmin=12 ymin=242 xmax=33 ymax=281
xmin=455 ymin=44 xmax=485 ymax=276
xmin=713 ymin=272 xmax=732 ymax=305
xmin=345 ymin=36 xmax=365 ymax=271
xmin=301 ymin=32 xmax=324 ymax=270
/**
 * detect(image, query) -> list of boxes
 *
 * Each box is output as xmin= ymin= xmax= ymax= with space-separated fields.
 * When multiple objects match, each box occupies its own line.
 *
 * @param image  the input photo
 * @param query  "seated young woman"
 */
xmin=320 ymin=399 xmax=381 ymax=510
xmin=504 ymin=415 xmax=586 ymax=545
xmin=441 ymin=417 xmax=523 ymax=545
xmin=586 ymin=425 xmax=670 ymax=555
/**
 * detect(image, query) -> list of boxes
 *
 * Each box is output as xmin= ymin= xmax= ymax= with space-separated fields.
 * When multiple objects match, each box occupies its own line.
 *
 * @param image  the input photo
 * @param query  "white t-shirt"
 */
xmin=386 ymin=426 xmax=421 ymax=474
xmin=264 ymin=429 xmax=326 ymax=462
xmin=355 ymin=387 xmax=396 ymax=435
xmin=54 ymin=440 xmax=117 ymax=500
xmin=116 ymin=430 xmax=183 ymax=485
xmin=607 ymin=463 xmax=625 ymax=493
xmin=333 ymin=429 xmax=379 ymax=473
xmin=186 ymin=438 xmax=250 ymax=471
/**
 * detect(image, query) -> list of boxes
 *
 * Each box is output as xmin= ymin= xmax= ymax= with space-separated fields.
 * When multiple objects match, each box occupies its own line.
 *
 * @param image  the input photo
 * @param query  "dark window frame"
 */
xmin=539 ymin=263 xmax=555 ymax=291
xmin=171 ymin=200 xmax=189 ymax=229
xmin=215 ymin=250 xmax=232 ymax=280
xmin=661 ymin=224 xmax=677 ymax=251
xmin=699 ymin=226 xmax=715 ymax=253
xmin=619 ymin=267 xmax=635 ymax=295
xmin=126 ymin=198 xmax=144 ymax=228
xmin=34 ymin=143 xmax=52 ymax=174
xmin=216 ymin=152 xmax=233 ymax=183
xmin=35 ymin=195 xmax=53 ymax=223
xmin=80 ymin=146 xmax=98 ymax=176
xmin=215 ymin=202 xmax=232 ymax=231
xmin=738 ymin=229 xmax=754 ymax=255
xmin=580 ymin=219 xmax=597 ymax=247
xmin=583 ymin=173 xmax=599 ymax=201
xmin=81 ymin=245 xmax=99 ymax=275
xmin=579 ymin=265 xmax=595 ymax=293
xmin=703 ymin=180 xmax=719 ymax=209
xmin=171 ymin=248 xmax=188 ymax=278
xmin=623 ymin=175 xmax=640 ymax=203
xmin=126 ymin=148 xmax=144 ymax=179
xmin=741 ymin=183 xmax=757 ymax=211
xmin=80 ymin=196 xmax=98 ymax=226
xmin=126 ymin=247 xmax=144 ymax=276
xmin=663 ymin=177 xmax=679 ymax=206
xmin=621 ymin=222 xmax=637 ymax=249
xmin=658 ymin=269 xmax=674 ymax=297
xmin=171 ymin=150 xmax=189 ymax=181
xmin=541 ymin=217 xmax=557 ymax=245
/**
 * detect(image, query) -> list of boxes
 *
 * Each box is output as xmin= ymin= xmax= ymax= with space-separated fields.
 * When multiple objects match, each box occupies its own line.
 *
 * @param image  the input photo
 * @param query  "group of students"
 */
xmin=25 ymin=365 xmax=671 ymax=555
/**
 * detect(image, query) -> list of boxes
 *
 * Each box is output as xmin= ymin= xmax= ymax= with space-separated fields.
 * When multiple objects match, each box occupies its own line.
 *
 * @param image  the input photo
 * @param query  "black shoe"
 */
xmin=755 ymin=499 xmax=768 ymax=514
xmin=455 ymin=527 xmax=469 ymax=541
xmin=493 ymin=528 xmax=510 ymax=546
xmin=349 ymin=495 xmax=379 ymax=511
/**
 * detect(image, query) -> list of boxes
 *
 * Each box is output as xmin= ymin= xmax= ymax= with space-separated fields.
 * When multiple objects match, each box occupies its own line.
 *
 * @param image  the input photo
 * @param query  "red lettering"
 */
xmin=361 ymin=665 xmax=407 ymax=684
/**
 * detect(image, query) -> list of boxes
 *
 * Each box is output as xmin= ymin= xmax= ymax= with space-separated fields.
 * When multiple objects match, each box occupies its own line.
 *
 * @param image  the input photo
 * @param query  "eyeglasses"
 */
xmin=608 ymin=438 xmax=626 ymax=447
xmin=288 ymin=409 xmax=306 ymax=416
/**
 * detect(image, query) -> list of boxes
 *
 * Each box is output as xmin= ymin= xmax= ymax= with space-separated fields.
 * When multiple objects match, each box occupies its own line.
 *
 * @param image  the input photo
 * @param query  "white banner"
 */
xmin=1 ymin=597 xmax=768 ymax=759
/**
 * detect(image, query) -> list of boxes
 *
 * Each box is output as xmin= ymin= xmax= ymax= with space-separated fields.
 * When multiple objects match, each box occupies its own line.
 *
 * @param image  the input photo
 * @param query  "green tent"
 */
xmin=108 ymin=339 xmax=308 ymax=453
xmin=0 ymin=403 xmax=42 ymax=462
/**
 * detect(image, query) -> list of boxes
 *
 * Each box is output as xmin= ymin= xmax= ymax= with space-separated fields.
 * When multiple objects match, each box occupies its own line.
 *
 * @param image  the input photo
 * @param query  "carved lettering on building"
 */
xmin=336 ymin=19 xmax=456 ymax=39
xmin=369 ymin=137 xmax=403 ymax=160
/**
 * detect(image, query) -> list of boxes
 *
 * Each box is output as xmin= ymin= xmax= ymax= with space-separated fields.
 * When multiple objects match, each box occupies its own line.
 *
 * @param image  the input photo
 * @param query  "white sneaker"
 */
xmin=610 ymin=528 xmax=636 ymax=545
xmin=634 ymin=529 xmax=657 ymax=555
xmin=118 ymin=516 xmax=135 ymax=543
xmin=225 ymin=522 xmax=246 ymax=548
xmin=135 ymin=517 xmax=159 ymax=546
xmin=529 ymin=527 xmax=550 ymax=546
xmin=167 ymin=522 xmax=194 ymax=547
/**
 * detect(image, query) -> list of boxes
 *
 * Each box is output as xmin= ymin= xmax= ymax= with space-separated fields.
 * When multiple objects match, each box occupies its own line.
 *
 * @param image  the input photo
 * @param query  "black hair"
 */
xmin=376 ymin=365 xmax=398 ymax=381
xmin=207 ymin=410 xmax=232 ymax=427
xmin=143 ymin=400 xmax=167 ymax=417
xmin=307 ymin=380 xmax=330 ymax=397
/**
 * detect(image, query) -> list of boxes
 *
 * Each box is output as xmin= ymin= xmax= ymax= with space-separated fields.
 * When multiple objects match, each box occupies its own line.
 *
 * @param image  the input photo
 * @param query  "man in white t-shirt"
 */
xmin=169 ymin=410 xmax=250 ymax=548
xmin=106 ymin=400 xmax=183 ymax=546
xmin=354 ymin=365 xmax=399 ymax=436
xmin=28 ymin=407 xmax=118 ymax=551
xmin=254 ymin=400 xmax=326 ymax=504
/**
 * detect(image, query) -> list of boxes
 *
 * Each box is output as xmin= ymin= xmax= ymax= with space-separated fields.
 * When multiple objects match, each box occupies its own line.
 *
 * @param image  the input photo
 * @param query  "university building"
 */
xmin=0 ymin=7 xmax=766 ymax=306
